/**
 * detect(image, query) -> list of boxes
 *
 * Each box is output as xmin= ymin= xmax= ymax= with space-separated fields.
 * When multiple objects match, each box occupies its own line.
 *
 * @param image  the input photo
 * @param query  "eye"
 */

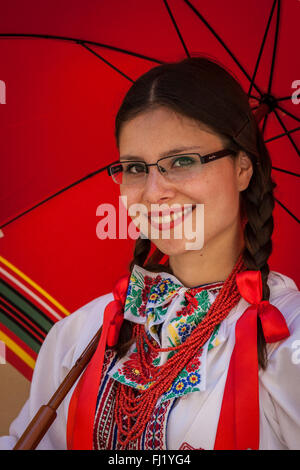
xmin=124 ymin=162 xmax=146 ymax=174
xmin=171 ymin=155 xmax=198 ymax=168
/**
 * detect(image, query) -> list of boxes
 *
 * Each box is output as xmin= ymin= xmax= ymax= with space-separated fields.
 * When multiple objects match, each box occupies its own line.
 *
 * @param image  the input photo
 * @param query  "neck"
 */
xmin=168 ymin=219 xmax=244 ymax=288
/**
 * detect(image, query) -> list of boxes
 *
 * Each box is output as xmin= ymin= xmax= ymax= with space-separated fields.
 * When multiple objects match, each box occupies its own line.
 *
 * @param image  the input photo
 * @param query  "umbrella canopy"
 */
xmin=0 ymin=0 xmax=299 ymax=379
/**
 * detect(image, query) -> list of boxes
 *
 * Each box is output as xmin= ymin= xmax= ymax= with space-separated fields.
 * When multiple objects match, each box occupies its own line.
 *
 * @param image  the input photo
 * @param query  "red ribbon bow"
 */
xmin=214 ymin=270 xmax=290 ymax=450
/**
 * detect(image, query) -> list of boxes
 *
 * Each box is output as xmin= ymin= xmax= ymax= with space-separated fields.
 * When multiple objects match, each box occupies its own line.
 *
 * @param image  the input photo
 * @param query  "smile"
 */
xmin=146 ymin=205 xmax=196 ymax=231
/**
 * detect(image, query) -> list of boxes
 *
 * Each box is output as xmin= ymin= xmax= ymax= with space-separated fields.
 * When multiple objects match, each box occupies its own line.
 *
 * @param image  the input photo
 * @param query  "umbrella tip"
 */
xmin=0 ymin=230 xmax=4 ymax=238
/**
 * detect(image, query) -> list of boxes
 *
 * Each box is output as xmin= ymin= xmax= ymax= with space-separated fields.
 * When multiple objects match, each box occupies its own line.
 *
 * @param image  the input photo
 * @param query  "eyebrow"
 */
xmin=119 ymin=145 xmax=204 ymax=161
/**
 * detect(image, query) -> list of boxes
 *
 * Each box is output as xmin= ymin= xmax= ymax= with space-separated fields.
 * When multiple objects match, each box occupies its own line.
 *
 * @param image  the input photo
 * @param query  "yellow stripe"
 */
xmin=0 ymin=255 xmax=70 ymax=316
xmin=0 ymin=330 xmax=35 ymax=369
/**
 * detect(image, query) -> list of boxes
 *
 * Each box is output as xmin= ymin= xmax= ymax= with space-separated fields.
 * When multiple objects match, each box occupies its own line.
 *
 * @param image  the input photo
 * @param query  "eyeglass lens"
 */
xmin=111 ymin=154 xmax=203 ymax=185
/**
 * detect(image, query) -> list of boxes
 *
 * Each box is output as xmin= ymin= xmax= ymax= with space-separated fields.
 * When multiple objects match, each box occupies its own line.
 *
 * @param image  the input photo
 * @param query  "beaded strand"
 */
xmin=114 ymin=252 xmax=246 ymax=447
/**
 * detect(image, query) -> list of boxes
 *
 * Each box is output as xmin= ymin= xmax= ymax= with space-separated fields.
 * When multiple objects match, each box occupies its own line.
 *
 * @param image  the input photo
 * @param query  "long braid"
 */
xmin=234 ymin=119 xmax=276 ymax=369
xmin=129 ymin=237 xmax=151 ymax=272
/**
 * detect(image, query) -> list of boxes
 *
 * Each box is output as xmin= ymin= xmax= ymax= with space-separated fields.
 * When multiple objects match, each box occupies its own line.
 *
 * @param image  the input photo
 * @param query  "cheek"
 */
xmin=203 ymin=178 xmax=240 ymax=231
xmin=179 ymin=173 xmax=215 ymax=205
xmin=120 ymin=187 xmax=144 ymax=219
xmin=187 ymin=171 xmax=239 ymax=230
xmin=178 ymin=176 xmax=206 ymax=201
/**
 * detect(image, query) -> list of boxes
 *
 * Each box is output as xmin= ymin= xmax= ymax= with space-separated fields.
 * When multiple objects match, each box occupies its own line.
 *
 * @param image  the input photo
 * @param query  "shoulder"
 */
xmin=53 ymin=291 xmax=114 ymax=336
xmin=264 ymin=271 xmax=300 ymax=362
xmin=41 ymin=291 xmax=114 ymax=372
xmin=268 ymin=270 xmax=300 ymax=328
xmin=268 ymin=270 xmax=299 ymax=293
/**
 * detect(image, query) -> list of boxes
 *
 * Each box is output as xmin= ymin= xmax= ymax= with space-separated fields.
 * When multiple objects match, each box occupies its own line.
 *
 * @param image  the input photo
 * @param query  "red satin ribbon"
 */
xmin=67 ymin=269 xmax=290 ymax=450
xmin=214 ymin=270 xmax=290 ymax=450
xmin=66 ymin=274 xmax=129 ymax=450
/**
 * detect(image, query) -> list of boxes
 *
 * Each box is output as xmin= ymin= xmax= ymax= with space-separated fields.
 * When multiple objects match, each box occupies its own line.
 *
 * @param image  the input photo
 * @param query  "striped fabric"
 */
xmin=0 ymin=255 xmax=70 ymax=380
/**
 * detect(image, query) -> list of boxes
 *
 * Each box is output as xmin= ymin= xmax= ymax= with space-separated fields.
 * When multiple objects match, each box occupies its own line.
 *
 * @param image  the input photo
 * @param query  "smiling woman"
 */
xmin=113 ymin=57 xmax=271 ymax=366
xmin=1 ymin=56 xmax=300 ymax=451
xmin=117 ymin=108 xmax=248 ymax=263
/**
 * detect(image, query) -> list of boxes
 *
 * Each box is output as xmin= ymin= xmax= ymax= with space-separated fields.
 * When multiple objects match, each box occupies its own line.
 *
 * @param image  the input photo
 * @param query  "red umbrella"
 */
xmin=0 ymin=0 xmax=299 ymax=380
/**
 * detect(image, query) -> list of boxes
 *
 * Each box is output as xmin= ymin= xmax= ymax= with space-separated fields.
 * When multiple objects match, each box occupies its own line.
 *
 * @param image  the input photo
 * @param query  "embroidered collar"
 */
xmin=108 ymin=264 xmax=226 ymax=402
xmin=124 ymin=264 xmax=225 ymax=323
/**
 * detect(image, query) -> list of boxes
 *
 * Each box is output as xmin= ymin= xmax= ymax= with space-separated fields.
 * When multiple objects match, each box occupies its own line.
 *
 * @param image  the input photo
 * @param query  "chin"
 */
xmin=152 ymin=238 xmax=193 ymax=257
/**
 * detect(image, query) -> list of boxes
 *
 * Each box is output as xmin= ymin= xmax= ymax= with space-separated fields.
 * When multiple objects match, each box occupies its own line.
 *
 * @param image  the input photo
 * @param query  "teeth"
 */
xmin=150 ymin=206 xmax=193 ymax=224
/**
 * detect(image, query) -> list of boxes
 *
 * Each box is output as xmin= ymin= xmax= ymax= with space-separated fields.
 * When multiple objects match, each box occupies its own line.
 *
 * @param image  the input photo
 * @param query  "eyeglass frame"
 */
xmin=107 ymin=148 xmax=238 ymax=184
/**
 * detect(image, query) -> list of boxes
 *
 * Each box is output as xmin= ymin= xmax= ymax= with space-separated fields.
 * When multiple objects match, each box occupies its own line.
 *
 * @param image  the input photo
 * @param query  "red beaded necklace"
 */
xmin=114 ymin=252 xmax=247 ymax=447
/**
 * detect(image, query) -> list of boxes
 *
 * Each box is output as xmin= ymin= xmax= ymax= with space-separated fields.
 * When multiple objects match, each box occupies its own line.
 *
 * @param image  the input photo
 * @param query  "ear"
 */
xmin=235 ymin=151 xmax=253 ymax=192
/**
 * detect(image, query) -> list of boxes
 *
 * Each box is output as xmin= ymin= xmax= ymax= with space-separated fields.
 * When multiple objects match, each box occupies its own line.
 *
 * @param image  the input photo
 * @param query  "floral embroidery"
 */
xmin=160 ymin=349 xmax=204 ymax=402
xmin=146 ymin=304 xmax=171 ymax=326
xmin=195 ymin=290 xmax=211 ymax=313
xmin=178 ymin=323 xmax=191 ymax=337
xmin=166 ymin=292 xmax=209 ymax=349
xmin=172 ymin=378 xmax=188 ymax=394
xmin=112 ymin=337 xmax=160 ymax=391
xmin=187 ymin=371 xmax=201 ymax=385
xmin=108 ymin=264 xmax=225 ymax=401
xmin=124 ymin=266 xmax=182 ymax=321
xmin=122 ymin=352 xmax=146 ymax=384
xmin=186 ymin=355 xmax=201 ymax=373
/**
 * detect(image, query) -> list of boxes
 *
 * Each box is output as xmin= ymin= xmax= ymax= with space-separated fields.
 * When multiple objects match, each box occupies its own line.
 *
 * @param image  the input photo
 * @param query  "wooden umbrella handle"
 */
xmin=13 ymin=327 xmax=102 ymax=450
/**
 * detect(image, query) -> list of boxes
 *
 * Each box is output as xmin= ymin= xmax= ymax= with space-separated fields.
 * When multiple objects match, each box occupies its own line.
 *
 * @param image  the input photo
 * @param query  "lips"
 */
xmin=148 ymin=206 xmax=191 ymax=217
xmin=147 ymin=204 xmax=196 ymax=231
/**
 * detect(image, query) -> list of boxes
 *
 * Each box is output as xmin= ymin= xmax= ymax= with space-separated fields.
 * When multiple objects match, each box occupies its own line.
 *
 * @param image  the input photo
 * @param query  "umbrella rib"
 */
xmin=0 ymin=165 xmax=111 ymax=231
xmin=163 ymin=0 xmax=190 ymax=57
xmin=276 ymin=96 xmax=294 ymax=102
xmin=78 ymin=41 xmax=134 ymax=83
xmin=0 ymin=33 xmax=164 ymax=65
xmin=250 ymin=94 xmax=296 ymax=104
xmin=248 ymin=0 xmax=277 ymax=97
xmin=265 ymin=126 xmax=300 ymax=143
xmin=267 ymin=0 xmax=280 ymax=96
xmin=182 ymin=0 xmax=263 ymax=97
xmin=275 ymin=103 xmax=300 ymax=123
xmin=2 ymin=20 xmax=299 ymax=229
xmin=274 ymin=198 xmax=300 ymax=224
xmin=273 ymin=108 xmax=300 ymax=157
xmin=271 ymin=166 xmax=300 ymax=177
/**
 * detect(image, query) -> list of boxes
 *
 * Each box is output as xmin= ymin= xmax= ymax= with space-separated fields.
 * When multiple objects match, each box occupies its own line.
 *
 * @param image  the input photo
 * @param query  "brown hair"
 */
xmin=113 ymin=56 xmax=276 ymax=369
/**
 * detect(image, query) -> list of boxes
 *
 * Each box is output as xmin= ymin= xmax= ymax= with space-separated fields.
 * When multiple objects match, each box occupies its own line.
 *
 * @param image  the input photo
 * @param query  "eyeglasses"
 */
xmin=107 ymin=148 xmax=237 ymax=185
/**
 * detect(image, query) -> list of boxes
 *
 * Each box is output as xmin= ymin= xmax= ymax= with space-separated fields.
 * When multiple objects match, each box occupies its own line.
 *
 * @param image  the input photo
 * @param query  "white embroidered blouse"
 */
xmin=0 ymin=266 xmax=300 ymax=450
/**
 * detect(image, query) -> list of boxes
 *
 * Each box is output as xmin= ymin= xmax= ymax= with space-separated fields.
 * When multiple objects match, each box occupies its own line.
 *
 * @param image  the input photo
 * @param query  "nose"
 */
xmin=142 ymin=165 xmax=176 ymax=204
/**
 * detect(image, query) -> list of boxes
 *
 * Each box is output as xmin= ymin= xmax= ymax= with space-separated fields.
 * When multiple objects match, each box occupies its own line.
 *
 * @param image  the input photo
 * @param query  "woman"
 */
xmin=1 ymin=56 xmax=300 ymax=450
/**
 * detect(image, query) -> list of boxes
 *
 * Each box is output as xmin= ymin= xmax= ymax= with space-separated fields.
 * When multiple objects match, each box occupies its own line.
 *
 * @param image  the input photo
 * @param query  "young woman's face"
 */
xmin=118 ymin=106 xmax=252 ymax=256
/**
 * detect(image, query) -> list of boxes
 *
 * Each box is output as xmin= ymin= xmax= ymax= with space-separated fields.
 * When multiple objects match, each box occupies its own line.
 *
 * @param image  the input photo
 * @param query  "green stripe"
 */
xmin=0 ymin=311 xmax=41 ymax=353
xmin=0 ymin=281 xmax=53 ymax=332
